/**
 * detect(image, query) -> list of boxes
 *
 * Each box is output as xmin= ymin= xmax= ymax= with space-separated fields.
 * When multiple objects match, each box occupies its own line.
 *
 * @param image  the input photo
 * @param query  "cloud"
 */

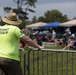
xmin=28 ymin=2 xmax=76 ymax=20
xmin=0 ymin=0 xmax=76 ymax=21
xmin=0 ymin=0 xmax=15 ymax=7
xmin=37 ymin=0 xmax=76 ymax=4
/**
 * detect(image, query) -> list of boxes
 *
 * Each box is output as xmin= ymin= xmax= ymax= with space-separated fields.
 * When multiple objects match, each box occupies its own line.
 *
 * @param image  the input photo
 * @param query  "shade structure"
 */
xmin=26 ymin=22 xmax=47 ymax=28
xmin=41 ymin=22 xmax=61 ymax=28
xmin=59 ymin=19 xmax=76 ymax=27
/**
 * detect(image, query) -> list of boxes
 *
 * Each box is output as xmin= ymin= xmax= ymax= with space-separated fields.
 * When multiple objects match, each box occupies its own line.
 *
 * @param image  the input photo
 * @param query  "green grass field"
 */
xmin=20 ymin=45 xmax=76 ymax=75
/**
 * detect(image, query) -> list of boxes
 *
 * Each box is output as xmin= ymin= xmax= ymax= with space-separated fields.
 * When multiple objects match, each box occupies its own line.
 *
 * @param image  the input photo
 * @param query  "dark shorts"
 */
xmin=0 ymin=57 xmax=23 ymax=75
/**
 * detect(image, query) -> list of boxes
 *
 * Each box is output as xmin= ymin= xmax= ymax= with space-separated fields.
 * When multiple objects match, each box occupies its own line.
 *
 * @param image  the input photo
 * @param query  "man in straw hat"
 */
xmin=0 ymin=12 xmax=43 ymax=75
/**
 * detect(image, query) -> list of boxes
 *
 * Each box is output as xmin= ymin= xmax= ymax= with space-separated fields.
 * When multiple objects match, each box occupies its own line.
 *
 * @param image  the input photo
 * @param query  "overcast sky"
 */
xmin=0 ymin=0 xmax=76 ymax=20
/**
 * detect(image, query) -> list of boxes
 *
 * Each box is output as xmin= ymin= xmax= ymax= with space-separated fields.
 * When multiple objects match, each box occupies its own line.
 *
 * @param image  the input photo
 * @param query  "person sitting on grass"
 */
xmin=63 ymin=36 xmax=76 ymax=50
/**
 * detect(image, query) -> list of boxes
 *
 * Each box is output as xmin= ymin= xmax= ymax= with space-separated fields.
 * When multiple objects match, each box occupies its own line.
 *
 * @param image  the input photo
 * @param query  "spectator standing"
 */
xmin=0 ymin=12 xmax=43 ymax=75
xmin=52 ymin=30 xmax=56 ymax=42
xmin=65 ymin=28 xmax=71 ymax=43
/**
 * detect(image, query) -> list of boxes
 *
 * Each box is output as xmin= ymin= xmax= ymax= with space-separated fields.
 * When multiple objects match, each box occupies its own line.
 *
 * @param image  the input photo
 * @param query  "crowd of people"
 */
xmin=24 ymin=27 xmax=76 ymax=50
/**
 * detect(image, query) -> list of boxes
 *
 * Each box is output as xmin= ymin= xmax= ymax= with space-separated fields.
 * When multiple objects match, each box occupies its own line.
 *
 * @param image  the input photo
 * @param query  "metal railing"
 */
xmin=19 ymin=48 xmax=26 ymax=75
xmin=27 ymin=49 xmax=76 ymax=75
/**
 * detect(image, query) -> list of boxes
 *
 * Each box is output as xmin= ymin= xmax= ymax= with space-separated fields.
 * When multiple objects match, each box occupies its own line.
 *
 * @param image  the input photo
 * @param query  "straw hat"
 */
xmin=2 ymin=12 xmax=22 ymax=25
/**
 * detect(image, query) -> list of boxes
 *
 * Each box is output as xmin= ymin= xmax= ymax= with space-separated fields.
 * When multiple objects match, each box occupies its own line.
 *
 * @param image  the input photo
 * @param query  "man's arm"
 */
xmin=20 ymin=35 xmax=43 ymax=49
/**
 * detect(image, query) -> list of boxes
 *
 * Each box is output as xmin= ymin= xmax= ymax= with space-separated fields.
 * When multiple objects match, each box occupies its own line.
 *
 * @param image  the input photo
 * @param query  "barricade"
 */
xmin=27 ymin=48 xmax=76 ymax=75
xmin=19 ymin=48 xmax=26 ymax=75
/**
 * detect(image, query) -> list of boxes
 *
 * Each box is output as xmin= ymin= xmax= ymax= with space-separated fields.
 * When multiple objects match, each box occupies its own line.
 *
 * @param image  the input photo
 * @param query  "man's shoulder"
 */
xmin=7 ymin=25 xmax=19 ymax=30
xmin=9 ymin=25 xmax=18 ymax=28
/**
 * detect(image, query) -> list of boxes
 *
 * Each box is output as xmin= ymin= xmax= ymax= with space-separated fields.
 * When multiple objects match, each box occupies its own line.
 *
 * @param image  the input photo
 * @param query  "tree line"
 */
xmin=0 ymin=0 xmax=76 ymax=29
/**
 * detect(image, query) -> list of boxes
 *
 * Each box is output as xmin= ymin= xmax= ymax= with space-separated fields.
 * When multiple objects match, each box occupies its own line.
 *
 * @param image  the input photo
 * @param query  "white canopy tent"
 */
xmin=59 ymin=19 xmax=76 ymax=27
xmin=26 ymin=22 xmax=47 ymax=28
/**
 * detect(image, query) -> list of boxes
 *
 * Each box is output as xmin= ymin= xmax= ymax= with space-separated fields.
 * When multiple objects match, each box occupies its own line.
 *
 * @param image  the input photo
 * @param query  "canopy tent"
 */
xmin=41 ymin=22 xmax=69 ymax=28
xmin=41 ymin=22 xmax=61 ymax=28
xmin=59 ymin=19 xmax=76 ymax=33
xmin=41 ymin=21 xmax=70 ymax=34
xmin=26 ymin=22 xmax=47 ymax=28
xmin=59 ymin=19 xmax=76 ymax=26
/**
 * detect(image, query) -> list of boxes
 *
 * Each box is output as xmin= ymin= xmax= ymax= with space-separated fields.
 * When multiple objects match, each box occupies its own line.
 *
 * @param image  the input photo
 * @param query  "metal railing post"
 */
xmin=19 ymin=48 xmax=26 ymax=75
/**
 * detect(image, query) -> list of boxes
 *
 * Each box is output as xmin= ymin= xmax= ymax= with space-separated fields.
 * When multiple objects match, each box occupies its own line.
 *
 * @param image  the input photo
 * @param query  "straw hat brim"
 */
xmin=2 ymin=18 xmax=22 ymax=25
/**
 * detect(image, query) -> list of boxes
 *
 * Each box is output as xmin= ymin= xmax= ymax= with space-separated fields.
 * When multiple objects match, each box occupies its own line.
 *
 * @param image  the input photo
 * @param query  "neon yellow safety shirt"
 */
xmin=0 ymin=24 xmax=25 ymax=61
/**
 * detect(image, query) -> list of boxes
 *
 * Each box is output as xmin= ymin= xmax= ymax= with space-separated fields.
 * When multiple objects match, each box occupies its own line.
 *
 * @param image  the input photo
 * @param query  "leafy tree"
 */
xmin=37 ymin=16 xmax=45 ymax=22
xmin=37 ymin=9 xmax=69 ymax=23
xmin=3 ymin=0 xmax=37 ymax=29
xmin=31 ymin=16 xmax=37 ymax=23
xmin=73 ymin=17 xmax=76 ymax=19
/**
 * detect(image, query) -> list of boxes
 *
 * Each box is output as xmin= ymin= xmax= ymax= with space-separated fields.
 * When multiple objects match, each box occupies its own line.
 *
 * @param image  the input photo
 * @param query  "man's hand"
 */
xmin=38 ymin=45 xmax=44 ymax=50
